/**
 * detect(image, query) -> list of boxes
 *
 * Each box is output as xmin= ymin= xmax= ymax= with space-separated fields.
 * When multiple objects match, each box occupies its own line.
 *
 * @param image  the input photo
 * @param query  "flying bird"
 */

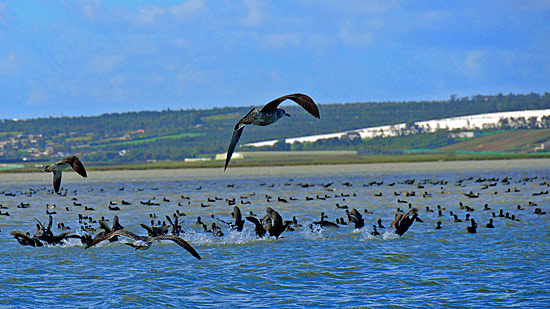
xmin=224 ymin=93 xmax=320 ymax=170
xmin=85 ymin=229 xmax=201 ymax=260
xmin=43 ymin=156 xmax=87 ymax=193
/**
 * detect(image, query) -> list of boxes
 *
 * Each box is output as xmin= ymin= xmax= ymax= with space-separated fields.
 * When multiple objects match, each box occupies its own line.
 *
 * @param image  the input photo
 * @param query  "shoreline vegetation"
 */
xmin=3 ymin=151 xmax=550 ymax=174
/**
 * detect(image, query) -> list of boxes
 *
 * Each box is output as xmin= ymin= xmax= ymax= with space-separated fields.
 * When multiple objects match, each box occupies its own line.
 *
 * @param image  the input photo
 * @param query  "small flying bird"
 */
xmin=85 ymin=229 xmax=201 ymax=260
xmin=43 ymin=156 xmax=87 ymax=193
xmin=224 ymin=93 xmax=320 ymax=170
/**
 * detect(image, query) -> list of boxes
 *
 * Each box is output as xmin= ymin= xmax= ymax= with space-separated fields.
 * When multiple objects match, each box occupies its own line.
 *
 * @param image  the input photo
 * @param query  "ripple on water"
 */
xmin=1 ymin=162 xmax=550 ymax=307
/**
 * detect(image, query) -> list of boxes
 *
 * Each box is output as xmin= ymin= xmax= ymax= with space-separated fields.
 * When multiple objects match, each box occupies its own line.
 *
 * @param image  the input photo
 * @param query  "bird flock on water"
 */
xmin=4 ymin=93 xmax=549 ymax=260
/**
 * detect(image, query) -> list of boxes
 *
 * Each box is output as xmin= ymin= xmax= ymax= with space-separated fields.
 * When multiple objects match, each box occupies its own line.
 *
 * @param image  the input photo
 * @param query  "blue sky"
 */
xmin=0 ymin=0 xmax=549 ymax=119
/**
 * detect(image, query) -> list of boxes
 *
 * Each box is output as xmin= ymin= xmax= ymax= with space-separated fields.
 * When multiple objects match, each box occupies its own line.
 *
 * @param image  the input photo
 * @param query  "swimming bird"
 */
xmin=467 ymin=218 xmax=477 ymax=233
xmin=311 ymin=212 xmax=339 ymax=229
xmin=43 ymin=156 xmax=87 ymax=193
xmin=224 ymin=93 xmax=320 ymax=170
xmin=85 ymin=229 xmax=201 ymax=259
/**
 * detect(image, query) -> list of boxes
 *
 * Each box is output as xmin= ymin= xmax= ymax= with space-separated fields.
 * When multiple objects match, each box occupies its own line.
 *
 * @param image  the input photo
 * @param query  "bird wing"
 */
xmin=165 ymin=215 xmax=175 ymax=227
xmin=350 ymin=208 xmax=362 ymax=221
xmin=260 ymin=93 xmax=320 ymax=119
xmin=245 ymin=216 xmax=266 ymax=236
xmin=85 ymin=229 xmax=139 ymax=249
xmin=47 ymin=214 xmax=53 ymax=231
xmin=140 ymin=223 xmax=154 ymax=235
xmin=233 ymin=206 xmax=243 ymax=223
xmin=155 ymin=235 xmax=201 ymax=260
xmin=391 ymin=213 xmax=403 ymax=228
xmin=112 ymin=215 xmax=124 ymax=231
xmin=53 ymin=171 xmax=62 ymax=193
xmin=11 ymin=231 xmax=34 ymax=242
xmin=224 ymin=126 xmax=244 ymax=170
xmin=98 ymin=220 xmax=112 ymax=233
xmin=70 ymin=156 xmax=87 ymax=178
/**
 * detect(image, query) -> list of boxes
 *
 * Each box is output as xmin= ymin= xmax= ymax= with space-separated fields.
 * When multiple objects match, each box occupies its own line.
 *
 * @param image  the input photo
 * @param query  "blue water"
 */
xmin=0 ymin=160 xmax=549 ymax=307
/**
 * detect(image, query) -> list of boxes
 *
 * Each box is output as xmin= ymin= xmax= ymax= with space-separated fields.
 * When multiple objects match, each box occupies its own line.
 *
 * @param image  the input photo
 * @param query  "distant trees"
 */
xmin=0 ymin=92 xmax=549 ymax=162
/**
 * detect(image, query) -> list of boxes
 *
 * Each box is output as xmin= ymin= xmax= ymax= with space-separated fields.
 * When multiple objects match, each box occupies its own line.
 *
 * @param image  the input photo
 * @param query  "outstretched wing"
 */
xmin=98 ymin=220 xmax=112 ymax=233
xmin=391 ymin=213 xmax=403 ymax=228
xmin=53 ymin=171 xmax=62 ymax=193
xmin=224 ymin=126 xmax=244 ymax=171
xmin=140 ymin=223 xmax=154 ymax=235
xmin=260 ymin=93 xmax=320 ymax=119
xmin=70 ymin=157 xmax=87 ymax=178
xmin=11 ymin=231 xmax=34 ymax=242
xmin=85 ymin=229 xmax=139 ymax=249
xmin=155 ymin=235 xmax=201 ymax=260
xmin=349 ymin=208 xmax=362 ymax=222
xmin=112 ymin=215 xmax=124 ymax=231
xmin=246 ymin=216 xmax=266 ymax=238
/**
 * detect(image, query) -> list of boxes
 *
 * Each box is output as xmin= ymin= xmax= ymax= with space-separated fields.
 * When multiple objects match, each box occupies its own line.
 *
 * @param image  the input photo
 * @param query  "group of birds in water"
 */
xmin=8 ymin=93 xmax=322 ymax=260
xmin=3 ymin=93 xmax=549 ymax=260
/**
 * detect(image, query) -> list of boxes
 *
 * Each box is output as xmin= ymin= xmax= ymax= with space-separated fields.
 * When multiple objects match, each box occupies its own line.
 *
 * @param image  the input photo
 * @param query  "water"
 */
xmin=1 ymin=159 xmax=549 ymax=307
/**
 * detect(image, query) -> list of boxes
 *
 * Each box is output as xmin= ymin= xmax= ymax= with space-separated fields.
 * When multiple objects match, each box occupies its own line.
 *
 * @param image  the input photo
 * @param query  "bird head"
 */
xmin=279 ymin=109 xmax=291 ymax=117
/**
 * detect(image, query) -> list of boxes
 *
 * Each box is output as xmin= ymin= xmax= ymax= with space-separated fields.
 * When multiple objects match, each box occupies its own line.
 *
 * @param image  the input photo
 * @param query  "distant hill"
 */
xmin=0 ymin=92 xmax=549 ymax=163
xmin=437 ymin=129 xmax=550 ymax=153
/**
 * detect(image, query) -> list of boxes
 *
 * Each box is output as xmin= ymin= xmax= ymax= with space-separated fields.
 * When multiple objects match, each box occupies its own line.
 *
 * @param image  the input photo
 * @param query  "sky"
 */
xmin=0 ymin=0 xmax=549 ymax=119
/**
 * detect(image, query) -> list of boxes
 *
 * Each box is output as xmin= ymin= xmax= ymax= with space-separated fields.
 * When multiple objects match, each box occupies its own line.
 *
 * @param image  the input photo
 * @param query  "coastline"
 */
xmin=2 ymin=152 xmax=550 ymax=174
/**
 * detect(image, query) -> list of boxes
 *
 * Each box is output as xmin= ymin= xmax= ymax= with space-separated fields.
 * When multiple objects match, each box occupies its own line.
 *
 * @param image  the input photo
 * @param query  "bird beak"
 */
xmin=415 ymin=217 xmax=424 ymax=222
xmin=286 ymin=113 xmax=291 ymax=117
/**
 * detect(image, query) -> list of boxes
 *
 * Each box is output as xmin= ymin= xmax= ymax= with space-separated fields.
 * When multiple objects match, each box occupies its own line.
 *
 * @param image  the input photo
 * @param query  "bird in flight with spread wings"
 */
xmin=224 ymin=93 xmax=320 ymax=170
xmin=43 ymin=156 xmax=87 ymax=193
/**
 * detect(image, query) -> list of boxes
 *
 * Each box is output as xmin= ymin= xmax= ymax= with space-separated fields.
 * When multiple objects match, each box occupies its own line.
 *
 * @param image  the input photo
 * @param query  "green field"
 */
xmin=438 ymin=129 xmax=550 ymax=152
xmin=90 ymin=133 xmax=205 ymax=148
xmin=5 ymin=151 xmax=550 ymax=174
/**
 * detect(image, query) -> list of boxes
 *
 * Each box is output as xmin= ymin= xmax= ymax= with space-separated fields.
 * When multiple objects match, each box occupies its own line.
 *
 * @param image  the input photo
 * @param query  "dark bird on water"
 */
xmin=43 ymin=156 xmax=87 ymax=193
xmin=85 ymin=229 xmax=201 ymax=260
xmin=224 ymin=93 xmax=320 ymax=170
xmin=347 ymin=208 xmax=365 ymax=229
xmin=467 ymin=218 xmax=477 ymax=233
xmin=391 ymin=208 xmax=423 ymax=236
xmin=232 ymin=206 xmax=245 ymax=232
xmin=246 ymin=207 xmax=290 ymax=238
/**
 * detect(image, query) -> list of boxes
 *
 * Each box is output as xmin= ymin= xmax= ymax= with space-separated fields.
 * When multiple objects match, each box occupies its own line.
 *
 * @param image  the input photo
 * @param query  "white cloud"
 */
xmin=127 ymin=0 xmax=206 ymax=25
xmin=0 ymin=53 xmax=16 ymax=74
xmin=176 ymin=71 xmax=205 ymax=89
xmin=171 ymin=38 xmax=189 ymax=49
xmin=0 ymin=2 xmax=15 ymax=24
xmin=88 ymin=55 xmax=125 ymax=73
xmin=135 ymin=6 xmax=166 ymax=25
xmin=169 ymin=0 xmax=206 ymax=18
xmin=243 ymin=0 xmax=264 ymax=26
xmin=78 ymin=0 xmax=101 ymax=20
xmin=461 ymin=50 xmax=485 ymax=79
xmin=323 ymin=0 xmax=402 ymax=15
xmin=25 ymin=85 xmax=49 ymax=105
xmin=338 ymin=20 xmax=374 ymax=46
xmin=109 ymin=74 xmax=126 ymax=86
xmin=262 ymin=33 xmax=301 ymax=49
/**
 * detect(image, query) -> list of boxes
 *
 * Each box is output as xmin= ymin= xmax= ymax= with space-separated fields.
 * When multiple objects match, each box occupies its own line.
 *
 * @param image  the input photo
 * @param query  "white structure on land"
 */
xmin=245 ymin=109 xmax=550 ymax=147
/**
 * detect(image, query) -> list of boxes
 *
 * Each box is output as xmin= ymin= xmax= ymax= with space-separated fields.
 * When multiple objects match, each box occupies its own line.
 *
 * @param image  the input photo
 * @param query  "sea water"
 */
xmin=0 ymin=160 xmax=549 ymax=307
